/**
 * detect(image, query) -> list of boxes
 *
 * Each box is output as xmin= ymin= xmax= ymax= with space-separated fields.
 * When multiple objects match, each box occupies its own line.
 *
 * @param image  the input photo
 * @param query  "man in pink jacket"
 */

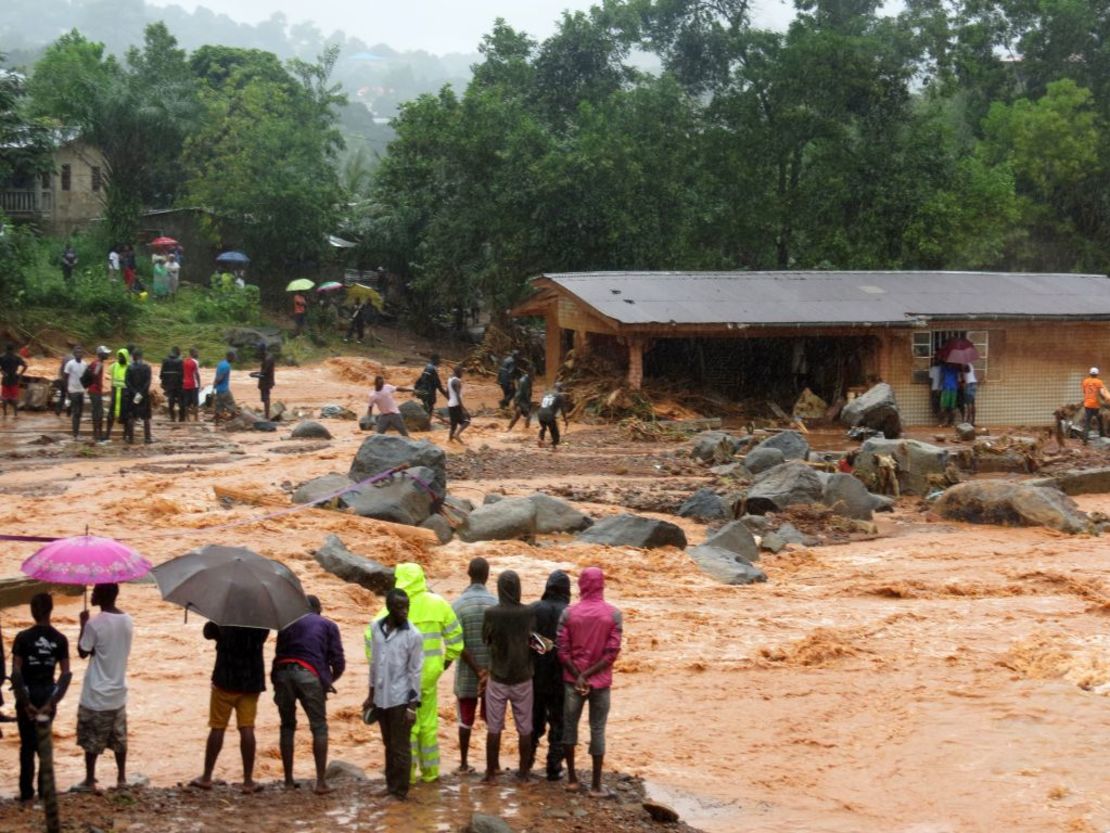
xmin=555 ymin=567 xmax=622 ymax=796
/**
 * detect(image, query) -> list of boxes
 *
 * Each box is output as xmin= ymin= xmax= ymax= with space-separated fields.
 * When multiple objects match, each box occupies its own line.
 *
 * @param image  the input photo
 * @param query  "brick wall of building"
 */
xmin=883 ymin=321 xmax=1110 ymax=427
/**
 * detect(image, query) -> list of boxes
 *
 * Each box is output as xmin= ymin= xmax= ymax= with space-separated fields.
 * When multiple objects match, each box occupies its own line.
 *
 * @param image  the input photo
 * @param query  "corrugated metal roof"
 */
xmin=538 ymin=271 xmax=1110 ymax=326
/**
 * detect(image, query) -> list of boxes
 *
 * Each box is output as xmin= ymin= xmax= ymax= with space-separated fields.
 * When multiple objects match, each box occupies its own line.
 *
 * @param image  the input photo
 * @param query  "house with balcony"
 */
xmin=1 ymin=131 xmax=107 ymax=237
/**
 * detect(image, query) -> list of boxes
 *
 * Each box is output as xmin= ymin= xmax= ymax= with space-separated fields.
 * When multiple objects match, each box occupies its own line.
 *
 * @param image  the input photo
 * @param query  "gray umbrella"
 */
xmin=151 ymin=545 xmax=310 ymax=630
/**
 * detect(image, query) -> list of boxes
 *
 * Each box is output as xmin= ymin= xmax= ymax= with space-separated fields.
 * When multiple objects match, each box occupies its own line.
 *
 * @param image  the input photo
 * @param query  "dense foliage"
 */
xmin=353 ymin=0 xmax=1110 ymax=327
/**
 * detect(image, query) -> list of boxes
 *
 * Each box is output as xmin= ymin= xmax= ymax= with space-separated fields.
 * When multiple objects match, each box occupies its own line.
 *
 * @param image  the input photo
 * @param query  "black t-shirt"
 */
xmin=0 ymin=353 xmax=25 ymax=386
xmin=482 ymin=604 xmax=535 ymax=685
xmin=12 ymin=624 xmax=69 ymax=690
xmin=207 ymin=623 xmax=268 ymax=693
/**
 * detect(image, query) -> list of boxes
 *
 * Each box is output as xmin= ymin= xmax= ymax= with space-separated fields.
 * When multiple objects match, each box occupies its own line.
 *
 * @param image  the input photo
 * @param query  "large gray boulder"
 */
xmin=342 ymin=466 xmax=438 ymax=526
xmin=690 ymin=431 xmax=743 ymax=464
xmin=313 ymin=534 xmax=394 ymax=595
xmin=853 ymin=438 xmax=948 ymax=496
xmin=420 ymin=514 xmax=454 ymax=544
xmin=677 ymin=488 xmax=730 ymax=520
xmin=527 ymin=493 xmax=593 ymax=533
xmin=400 ymin=399 xmax=432 ymax=432
xmin=291 ymin=420 xmax=332 ymax=440
xmin=933 ymin=480 xmax=1089 ymax=534
xmin=687 ymin=545 xmax=767 ymax=585
xmin=744 ymin=462 xmax=824 ymax=514
xmin=293 ymin=473 xmax=354 ymax=506
xmin=742 ymin=446 xmax=785 ymax=475
xmin=1036 ymin=467 xmax=1110 ymax=497
xmin=821 ymin=473 xmax=875 ymax=520
xmin=349 ymin=435 xmax=447 ymax=499
xmin=459 ymin=498 xmax=537 ymax=542
xmin=840 ymin=382 xmax=901 ymax=439
xmin=749 ymin=430 xmax=809 ymax=462
xmin=226 ymin=326 xmax=283 ymax=358
xmin=578 ymin=514 xmax=687 ymax=549
xmin=702 ymin=520 xmax=760 ymax=562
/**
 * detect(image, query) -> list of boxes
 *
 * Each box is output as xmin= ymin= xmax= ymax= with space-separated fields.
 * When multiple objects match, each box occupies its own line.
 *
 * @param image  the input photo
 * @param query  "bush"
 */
xmin=185 ymin=283 xmax=262 ymax=324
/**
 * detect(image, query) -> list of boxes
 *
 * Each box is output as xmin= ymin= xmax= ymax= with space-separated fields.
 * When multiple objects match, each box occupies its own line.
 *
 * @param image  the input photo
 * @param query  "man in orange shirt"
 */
xmin=292 ymin=293 xmax=307 ymax=337
xmin=1081 ymin=367 xmax=1110 ymax=445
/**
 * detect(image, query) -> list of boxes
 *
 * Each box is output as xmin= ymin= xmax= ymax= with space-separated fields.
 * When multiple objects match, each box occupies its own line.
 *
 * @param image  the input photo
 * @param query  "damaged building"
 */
xmin=511 ymin=271 xmax=1110 ymax=426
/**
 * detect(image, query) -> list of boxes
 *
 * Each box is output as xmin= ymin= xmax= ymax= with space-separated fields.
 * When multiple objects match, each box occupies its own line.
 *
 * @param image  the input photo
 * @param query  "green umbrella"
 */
xmin=286 ymin=278 xmax=315 ymax=292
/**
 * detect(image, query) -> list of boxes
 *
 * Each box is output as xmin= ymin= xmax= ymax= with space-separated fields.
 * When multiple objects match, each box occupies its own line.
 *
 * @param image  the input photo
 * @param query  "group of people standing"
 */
xmin=929 ymin=357 xmax=978 ymax=426
xmin=106 ymin=245 xmax=181 ymax=296
xmin=1 ymin=560 xmax=622 ymax=807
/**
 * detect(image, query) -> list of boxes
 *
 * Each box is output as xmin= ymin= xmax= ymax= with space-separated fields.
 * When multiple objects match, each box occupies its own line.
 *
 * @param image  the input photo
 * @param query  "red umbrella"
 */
xmin=939 ymin=338 xmax=979 ymax=365
xmin=150 ymin=236 xmax=179 ymax=249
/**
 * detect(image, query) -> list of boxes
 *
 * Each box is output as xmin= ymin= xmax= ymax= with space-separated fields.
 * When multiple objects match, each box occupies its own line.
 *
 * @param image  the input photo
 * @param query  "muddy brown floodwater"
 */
xmin=1 ymin=356 xmax=1110 ymax=832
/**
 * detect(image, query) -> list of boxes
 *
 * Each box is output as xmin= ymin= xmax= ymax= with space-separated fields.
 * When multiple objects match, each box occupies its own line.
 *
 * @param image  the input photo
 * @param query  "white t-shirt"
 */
xmin=367 ymin=384 xmax=400 ymax=415
xmin=166 ymin=261 xmax=180 ymax=281
xmin=447 ymin=376 xmax=462 ymax=407
xmin=63 ymin=358 xmax=88 ymax=395
xmin=79 ymin=611 xmax=134 ymax=711
xmin=928 ymin=364 xmax=941 ymax=391
xmin=108 ymin=251 xmax=120 ymax=270
xmin=964 ymin=365 xmax=977 ymax=384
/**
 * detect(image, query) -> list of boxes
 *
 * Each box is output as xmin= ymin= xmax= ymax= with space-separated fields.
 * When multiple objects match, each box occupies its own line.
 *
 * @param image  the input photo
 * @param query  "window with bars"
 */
xmin=912 ymin=330 xmax=989 ymax=382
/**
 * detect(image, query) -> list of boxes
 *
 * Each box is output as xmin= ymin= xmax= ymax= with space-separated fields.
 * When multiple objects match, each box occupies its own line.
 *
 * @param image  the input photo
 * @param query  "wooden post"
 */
xmin=627 ymin=337 xmax=645 ymax=390
xmin=545 ymin=310 xmax=561 ymax=387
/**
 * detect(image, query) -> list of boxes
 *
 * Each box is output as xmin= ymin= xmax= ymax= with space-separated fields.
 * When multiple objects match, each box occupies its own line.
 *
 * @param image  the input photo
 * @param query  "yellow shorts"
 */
xmin=209 ymin=687 xmax=259 ymax=729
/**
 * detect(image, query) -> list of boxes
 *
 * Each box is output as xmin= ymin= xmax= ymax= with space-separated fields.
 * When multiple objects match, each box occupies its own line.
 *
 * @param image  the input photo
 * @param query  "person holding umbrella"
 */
xmin=190 ymin=621 xmax=268 ymax=793
xmin=75 ymin=583 xmax=134 ymax=792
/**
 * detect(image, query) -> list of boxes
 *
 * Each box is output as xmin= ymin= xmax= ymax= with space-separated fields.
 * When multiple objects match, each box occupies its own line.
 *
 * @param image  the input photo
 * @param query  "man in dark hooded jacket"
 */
xmin=481 ymin=570 xmax=535 ymax=782
xmin=529 ymin=570 xmax=570 ymax=780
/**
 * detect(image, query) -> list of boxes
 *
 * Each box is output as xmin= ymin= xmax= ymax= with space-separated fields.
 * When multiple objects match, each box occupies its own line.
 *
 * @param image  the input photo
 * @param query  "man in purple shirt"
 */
xmin=271 ymin=595 xmax=345 ymax=794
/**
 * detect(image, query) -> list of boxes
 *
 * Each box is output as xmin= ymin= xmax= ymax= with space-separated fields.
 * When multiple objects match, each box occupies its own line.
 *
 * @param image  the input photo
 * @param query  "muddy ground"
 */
xmin=0 ymin=352 xmax=1109 ymax=833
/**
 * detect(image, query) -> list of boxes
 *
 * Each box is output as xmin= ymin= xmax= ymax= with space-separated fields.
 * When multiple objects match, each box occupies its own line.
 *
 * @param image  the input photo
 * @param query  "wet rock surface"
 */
xmin=933 ymin=480 xmax=1090 ymax=533
xmin=578 ymin=513 xmax=688 ymax=549
xmin=840 ymin=382 xmax=902 ymax=439
xmin=313 ymin=534 xmax=395 ymax=595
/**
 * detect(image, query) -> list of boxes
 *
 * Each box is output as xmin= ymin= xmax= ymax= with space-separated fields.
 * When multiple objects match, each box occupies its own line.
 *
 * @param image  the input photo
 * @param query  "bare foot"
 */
xmin=241 ymin=781 xmax=264 ymax=794
xmin=588 ymin=787 xmax=612 ymax=799
xmin=564 ymin=781 xmax=581 ymax=792
xmin=188 ymin=777 xmax=214 ymax=790
xmin=313 ymin=781 xmax=335 ymax=795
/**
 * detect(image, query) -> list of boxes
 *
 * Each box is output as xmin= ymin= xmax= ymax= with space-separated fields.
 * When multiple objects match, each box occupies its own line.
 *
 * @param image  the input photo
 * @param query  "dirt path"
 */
xmin=1 ymin=356 xmax=1108 ymax=832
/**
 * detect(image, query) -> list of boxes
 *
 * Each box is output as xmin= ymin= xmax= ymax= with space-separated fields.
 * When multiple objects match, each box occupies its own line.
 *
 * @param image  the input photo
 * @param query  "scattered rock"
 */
xmin=742 ymin=446 xmax=785 ymax=475
xmin=292 ymin=473 xmax=354 ymax=506
xmin=709 ymin=462 xmax=743 ymax=477
xmin=1036 ymin=467 xmax=1110 ymax=497
xmin=690 ymin=431 xmax=742 ymax=464
xmin=320 ymin=404 xmax=358 ymax=420
xmin=291 ymin=420 xmax=333 ymax=440
xmin=483 ymin=493 xmax=504 ymax=505
xmin=744 ymin=462 xmax=824 ymax=514
xmin=821 ymin=473 xmax=875 ymax=520
xmin=444 ymin=495 xmax=476 ymax=513
xmin=792 ymin=387 xmax=828 ymax=420
xmin=847 ymin=425 xmax=882 ymax=442
xmin=527 ymin=493 xmax=593 ymax=533
xmin=853 ymin=438 xmax=948 ymax=496
xmin=464 ymin=815 xmax=516 ymax=833
xmin=578 ymin=514 xmax=688 ymax=549
xmin=955 ymin=422 xmax=977 ymax=442
xmin=313 ymin=535 xmax=394 ymax=595
xmin=458 ymin=498 xmax=537 ymax=542
xmin=933 ymin=480 xmax=1089 ymax=534
xmin=760 ymin=531 xmax=787 ymax=553
xmin=702 ymin=520 xmax=760 ymax=562
xmin=349 ymin=435 xmax=447 ymax=499
xmin=678 ymin=488 xmax=730 ymax=520
xmin=775 ymin=522 xmax=814 ymax=546
xmin=400 ymin=399 xmax=432 ymax=432
xmin=420 ymin=514 xmax=454 ymax=544
xmin=749 ymin=430 xmax=809 ymax=462
xmin=324 ymin=760 xmax=368 ymax=782
xmin=270 ymin=401 xmax=286 ymax=421
xmin=688 ymin=543 xmax=766 ymax=585
xmin=840 ymin=382 xmax=902 ymax=439
xmin=226 ymin=326 xmax=283 ymax=358
xmin=358 ymin=413 xmax=374 ymax=431
xmin=871 ymin=494 xmax=896 ymax=513
xmin=642 ymin=801 xmax=681 ymax=823
xmin=342 ymin=466 xmax=438 ymax=526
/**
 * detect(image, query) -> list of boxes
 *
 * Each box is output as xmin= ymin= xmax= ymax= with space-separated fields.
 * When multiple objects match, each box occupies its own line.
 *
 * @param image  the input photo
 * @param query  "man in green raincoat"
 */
xmin=105 ymin=347 xmax=129 ymax=441
xmin=365 ymin=563 xmax=463 ymax=783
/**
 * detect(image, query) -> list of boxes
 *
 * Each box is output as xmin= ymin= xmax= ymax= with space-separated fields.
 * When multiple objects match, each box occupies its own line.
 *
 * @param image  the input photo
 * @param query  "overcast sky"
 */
xmin=146 ymin=0 xmax=797 ymax=54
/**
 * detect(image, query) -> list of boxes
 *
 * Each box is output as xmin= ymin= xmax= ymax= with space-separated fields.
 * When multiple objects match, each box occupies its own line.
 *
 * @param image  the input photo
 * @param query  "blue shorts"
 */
xmin=964 ymin=383 xmax=977 ymax=403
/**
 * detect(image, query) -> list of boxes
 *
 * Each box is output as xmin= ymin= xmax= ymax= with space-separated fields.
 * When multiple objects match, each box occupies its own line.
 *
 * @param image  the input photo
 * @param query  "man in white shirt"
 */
xmin=447 ymin=366 xmax=470 ymax=444
xmin=366 ymin=375 xmax=412 ymax=436
xmin=107 ymin=249 xmax=120 ymax=281
xmin=75 ymin=583 xmax=134 ymax=792
xmin=62 ymin=346 xmax=89 ymax=440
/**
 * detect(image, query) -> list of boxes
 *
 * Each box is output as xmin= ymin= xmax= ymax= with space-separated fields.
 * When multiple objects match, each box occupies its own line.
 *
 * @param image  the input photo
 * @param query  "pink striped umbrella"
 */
xmin=21 ymin=536 xmax=151 ymax=586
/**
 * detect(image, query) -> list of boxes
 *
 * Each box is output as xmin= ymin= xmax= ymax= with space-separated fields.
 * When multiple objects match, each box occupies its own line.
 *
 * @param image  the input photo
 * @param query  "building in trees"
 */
xmin=0 ymin=131 xmax=106 ymax=236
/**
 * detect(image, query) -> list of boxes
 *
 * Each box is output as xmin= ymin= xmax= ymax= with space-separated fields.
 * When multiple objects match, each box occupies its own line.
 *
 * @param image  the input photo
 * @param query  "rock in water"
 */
xmin=821 ymin=473 xmax=875 ymax=520
xmin=744 ymin=462 xmax=824 ymax=514
xmin=703 ymin=520 xmax=761 ymax=561
xmin=578 ymin=514 xmax=687 ymax=549
xmin=677 ymin=488 xmax=729 ymax=520
xmin=853 ymin=438 xmax=948 ymax=496
xmin=358 ymin=413 xmax=374 ymax=431
xmin=933 ymin=480 xmax=1089 ymax=534
xmin=527 ymin=493 xmax=593 ymax=533
xmin=399 ymin=399 xmax=432 ymax=431
xmin=743 ymin=446 xmax=785 ymax=475
xmin=291 ymin=420 xmax=332 ymax=440
xmin=292 ymin=473 xmax=355 ymax=506
xmin=342 ymin=466 xmax=438 ymax=526
xmin=642 ymin=801 xmax=681 ymax=823
xmin=464 ymin=815 xmax=516 ymax=833
xmin=420 ymin=514 xmax=454 ymax=544
xmin=325 ymin=760 xmax=368 ymax=782
xmin=319 ymin=404 xmax=358 ymax=420
xmin=749 ymin=430 xmax=809 ymax=462
xmin=840 ymin=382 xmax=902 ymax=439
xmin=458 ymin=498 xmax=537 ymax=542
xmin=349 ymin=435 xmax=447 ymax=499
xmin=687 ymin=545 xmax=767 ymax=585
xmin=313 ymin=535 xmax=394 ymax=594
xmin=226 ymin=326 xmax=283 ymax=357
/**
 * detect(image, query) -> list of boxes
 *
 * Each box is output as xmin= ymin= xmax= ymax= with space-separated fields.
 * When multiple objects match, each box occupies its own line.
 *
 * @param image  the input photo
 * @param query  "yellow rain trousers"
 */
xmin=365 ymin=563 xmax=464 ymax=782
xmin=110 ymin=347 xmax=130 ymax=419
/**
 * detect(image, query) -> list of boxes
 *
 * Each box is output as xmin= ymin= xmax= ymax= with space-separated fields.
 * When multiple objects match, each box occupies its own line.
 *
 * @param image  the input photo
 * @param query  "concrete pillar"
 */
xmin=627 ymin=337 xmax=644 ymax=390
